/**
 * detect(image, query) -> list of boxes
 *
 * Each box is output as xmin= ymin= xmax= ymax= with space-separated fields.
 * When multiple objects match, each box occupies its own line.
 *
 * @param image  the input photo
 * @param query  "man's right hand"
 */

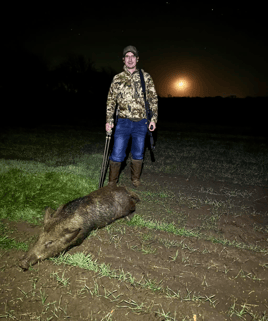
xmin=105 ymin=123 xmax=114 ymax=133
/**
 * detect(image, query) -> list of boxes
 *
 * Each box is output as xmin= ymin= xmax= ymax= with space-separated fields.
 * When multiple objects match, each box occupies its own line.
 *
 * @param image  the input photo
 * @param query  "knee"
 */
xmin=131 ymin=143 xmax=145 ymax=159
xmin=110 ymin=154 xmax=124 ymax=162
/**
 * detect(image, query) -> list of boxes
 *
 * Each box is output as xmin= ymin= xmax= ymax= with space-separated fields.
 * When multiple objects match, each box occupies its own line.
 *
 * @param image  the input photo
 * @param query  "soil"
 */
xmin=0 ymin=127 xmax=268 ymax=321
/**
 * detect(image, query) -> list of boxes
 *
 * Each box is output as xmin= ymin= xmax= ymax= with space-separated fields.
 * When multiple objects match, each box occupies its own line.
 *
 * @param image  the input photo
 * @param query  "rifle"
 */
xmin=139 ymin=69 xmax=155 ymax=152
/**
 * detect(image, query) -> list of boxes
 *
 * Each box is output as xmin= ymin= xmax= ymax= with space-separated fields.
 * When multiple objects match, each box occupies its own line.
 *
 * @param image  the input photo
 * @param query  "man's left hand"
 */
xmin=149 ymin=122 xmax=156 ymax=131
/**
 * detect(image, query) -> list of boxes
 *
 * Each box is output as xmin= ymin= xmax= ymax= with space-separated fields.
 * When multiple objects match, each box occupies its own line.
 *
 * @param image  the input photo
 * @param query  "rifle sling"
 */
xmin=139 ymin=69 xmax=155 ymax=151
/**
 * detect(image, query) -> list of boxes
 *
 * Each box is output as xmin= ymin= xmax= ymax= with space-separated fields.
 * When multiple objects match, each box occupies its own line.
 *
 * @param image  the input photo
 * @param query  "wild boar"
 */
xmin=19 ymin=185 xmax=139 ymax=270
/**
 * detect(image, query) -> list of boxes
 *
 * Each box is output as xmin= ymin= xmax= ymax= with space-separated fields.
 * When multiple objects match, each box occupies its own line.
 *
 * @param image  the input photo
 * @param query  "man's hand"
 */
xmin=105 ymin=123 xmax=114 ymax=133
xmin=148 ymin=122 xmax=156 ymax=131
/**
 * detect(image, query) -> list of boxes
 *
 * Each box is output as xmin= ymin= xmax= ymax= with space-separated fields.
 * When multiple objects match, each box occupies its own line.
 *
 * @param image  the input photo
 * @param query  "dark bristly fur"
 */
xmin=19 ymin=185 xmax=140 ymax=270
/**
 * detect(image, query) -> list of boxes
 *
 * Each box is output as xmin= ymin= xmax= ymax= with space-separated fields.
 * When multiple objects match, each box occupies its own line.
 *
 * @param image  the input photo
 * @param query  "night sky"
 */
xmin=2 ymin=2 xmax=267 ymax=98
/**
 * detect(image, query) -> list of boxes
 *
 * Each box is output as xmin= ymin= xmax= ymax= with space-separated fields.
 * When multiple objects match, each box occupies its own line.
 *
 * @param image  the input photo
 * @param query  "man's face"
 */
xmin=123 ymin=52 xmax=138 ymax=72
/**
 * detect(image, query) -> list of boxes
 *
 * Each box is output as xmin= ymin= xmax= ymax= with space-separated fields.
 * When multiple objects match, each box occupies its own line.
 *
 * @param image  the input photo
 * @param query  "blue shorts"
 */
xmin=110 ymin=118 xmax=148 ymax=162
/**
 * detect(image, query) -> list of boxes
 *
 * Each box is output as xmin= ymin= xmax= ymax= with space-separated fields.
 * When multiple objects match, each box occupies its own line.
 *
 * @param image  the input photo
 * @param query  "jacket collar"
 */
xmin=123 ymin=64 xmax=139 ymax=76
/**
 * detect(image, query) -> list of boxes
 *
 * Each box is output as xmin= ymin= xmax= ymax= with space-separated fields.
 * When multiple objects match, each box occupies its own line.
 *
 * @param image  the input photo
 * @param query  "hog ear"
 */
xmin=53 ymin=204 xmax=65 ymax=217
xmin=63 ymin=228 xmax=81 ymax=244
xmin=44 ymin=205 xmax=64 ymax=225
xmin=44 ymin=207 xmax=56 ymax=225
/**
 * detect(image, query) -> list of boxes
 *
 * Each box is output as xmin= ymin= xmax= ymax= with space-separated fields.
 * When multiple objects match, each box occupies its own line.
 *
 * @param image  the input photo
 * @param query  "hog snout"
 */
xmin=19 ymin=253 xmax=39 ymax=270
xmin=19 ymin=259 xmax=30 ymax=270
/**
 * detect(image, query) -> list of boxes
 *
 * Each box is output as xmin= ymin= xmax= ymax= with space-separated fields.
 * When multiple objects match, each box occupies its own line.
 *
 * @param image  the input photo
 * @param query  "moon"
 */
xmin=174 ymin=79 xmax=188 ymax=91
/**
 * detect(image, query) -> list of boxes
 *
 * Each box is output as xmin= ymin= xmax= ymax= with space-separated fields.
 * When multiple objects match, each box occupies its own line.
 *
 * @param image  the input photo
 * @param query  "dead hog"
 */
xmin=19 ymin=185 xmax=139 ymax=270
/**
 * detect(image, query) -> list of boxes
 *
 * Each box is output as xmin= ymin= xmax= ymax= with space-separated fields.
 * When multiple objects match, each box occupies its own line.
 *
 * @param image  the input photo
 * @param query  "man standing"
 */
xmin=106 ymin=45 xmax=158 ymax=187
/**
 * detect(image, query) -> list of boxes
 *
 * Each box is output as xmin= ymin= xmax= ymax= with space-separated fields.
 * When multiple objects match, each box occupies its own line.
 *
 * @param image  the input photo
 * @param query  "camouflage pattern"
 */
xmin=106 ymin=65 xmax=158 ymax=125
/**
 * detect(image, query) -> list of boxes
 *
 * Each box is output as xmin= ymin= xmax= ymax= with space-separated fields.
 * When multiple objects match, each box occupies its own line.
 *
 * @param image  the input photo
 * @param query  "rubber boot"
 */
xmin=108 ymin=160 xmax=121 ymax=187
xmin=131 ymin=159 xmax=143 ymax=187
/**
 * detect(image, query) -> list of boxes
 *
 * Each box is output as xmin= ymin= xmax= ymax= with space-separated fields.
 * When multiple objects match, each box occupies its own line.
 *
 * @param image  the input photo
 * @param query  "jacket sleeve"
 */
xmin=106 ymin=77 xmax=117 ymax=125
xmin=146 ymin=74 xmax=158 ymax=124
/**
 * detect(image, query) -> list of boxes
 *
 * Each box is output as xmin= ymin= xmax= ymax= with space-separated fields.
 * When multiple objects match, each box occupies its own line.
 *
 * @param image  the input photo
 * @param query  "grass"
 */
xmin=51 ymin=271 xmax=70 ymax=287
xmin=50 ymin=251 xmax=220 ymax=305
xmin=51 ymin=252 xmax=162 ymax=291
xmin=126 ymin=214 xmax=199 ymax=237
xmin=0 ymin=221 xmax=29 ymax=250
xmin=0 ymin=157 xmax=99 ymax=224
xmin=124 ymin=214 xmax=268 ymax=254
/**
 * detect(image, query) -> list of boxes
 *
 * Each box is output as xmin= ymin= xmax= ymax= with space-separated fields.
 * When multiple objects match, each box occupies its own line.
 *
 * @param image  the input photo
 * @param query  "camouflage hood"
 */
xmin=106 ymin=65 xmax=158 ymax=124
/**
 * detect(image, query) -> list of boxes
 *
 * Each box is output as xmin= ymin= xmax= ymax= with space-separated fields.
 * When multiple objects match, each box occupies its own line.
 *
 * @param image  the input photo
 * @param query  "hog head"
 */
xmin=19 ymin=205 xmax=84 ymax=270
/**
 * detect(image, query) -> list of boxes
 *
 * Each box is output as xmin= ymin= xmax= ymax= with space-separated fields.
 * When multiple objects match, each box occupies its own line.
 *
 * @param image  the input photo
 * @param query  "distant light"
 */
xmin=174 ymin=79 xmax=187 ymax=91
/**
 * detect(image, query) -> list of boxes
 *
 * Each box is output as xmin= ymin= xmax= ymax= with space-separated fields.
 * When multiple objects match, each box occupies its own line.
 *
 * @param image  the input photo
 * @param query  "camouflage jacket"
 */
xmin=106 ymin=65 xmax=158 ymax=125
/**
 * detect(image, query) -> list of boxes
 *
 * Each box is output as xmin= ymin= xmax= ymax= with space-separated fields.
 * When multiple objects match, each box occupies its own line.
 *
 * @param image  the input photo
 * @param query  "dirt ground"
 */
xmin=1 ymin=161 xmax=268 ymax=321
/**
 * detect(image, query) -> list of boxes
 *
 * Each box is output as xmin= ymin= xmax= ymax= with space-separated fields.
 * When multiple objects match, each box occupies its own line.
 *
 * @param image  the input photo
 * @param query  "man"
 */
xmin=105 ymin=45 xmax=158 ymax=187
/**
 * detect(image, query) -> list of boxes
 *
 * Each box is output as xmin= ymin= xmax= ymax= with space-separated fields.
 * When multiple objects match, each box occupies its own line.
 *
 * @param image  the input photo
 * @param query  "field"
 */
xmin=0 ymin=121 xmax=267 ymax=321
